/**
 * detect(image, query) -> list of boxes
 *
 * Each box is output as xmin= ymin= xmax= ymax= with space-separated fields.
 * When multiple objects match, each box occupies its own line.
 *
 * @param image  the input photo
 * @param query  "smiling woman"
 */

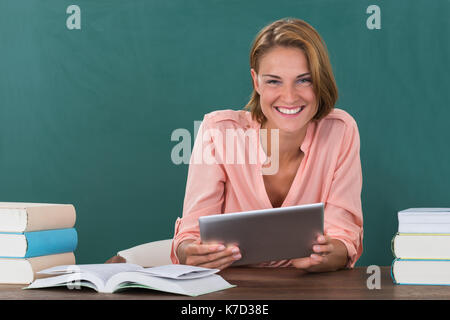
xmin=104 ymin=18 xmax=363 ymax=272
xmin=250 ymin=46 xmax=319 ymax=138
xmin=246 ymin=18 xmax=338 ymax=125
xmin=169 ymin=18 xmax=363 ymax=272
xmin=103 ymin=17 xmax=363 ymax=273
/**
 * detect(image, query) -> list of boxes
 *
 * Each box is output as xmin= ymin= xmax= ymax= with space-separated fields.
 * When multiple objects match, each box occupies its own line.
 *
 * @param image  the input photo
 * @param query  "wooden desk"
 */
xmin=0 ymin=266 xmax=449 ymax=300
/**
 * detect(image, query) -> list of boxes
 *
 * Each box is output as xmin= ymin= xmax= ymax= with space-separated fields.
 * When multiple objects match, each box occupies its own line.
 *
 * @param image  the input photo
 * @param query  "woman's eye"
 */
xmin=297 ymin=78 xmax=312 ymax=85
xmin=265 ymin=78 xmax=312 ymax=86
xmin=266 ymin=80 xmax=280 ymax=85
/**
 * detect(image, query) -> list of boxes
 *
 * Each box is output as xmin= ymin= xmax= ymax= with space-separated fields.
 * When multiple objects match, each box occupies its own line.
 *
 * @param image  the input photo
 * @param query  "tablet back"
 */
xmin=199 ymin=203 xmax=324 ymax=266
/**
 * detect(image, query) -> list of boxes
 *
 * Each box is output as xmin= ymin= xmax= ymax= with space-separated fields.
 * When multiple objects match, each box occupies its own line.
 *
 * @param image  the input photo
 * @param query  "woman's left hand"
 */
xmin=291 ymin=235 xmax=348 ymax=272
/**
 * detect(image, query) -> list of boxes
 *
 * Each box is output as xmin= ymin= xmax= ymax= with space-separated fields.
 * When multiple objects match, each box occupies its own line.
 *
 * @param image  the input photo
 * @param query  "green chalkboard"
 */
xmin=0 ymin=0 xmax=449 ymax=267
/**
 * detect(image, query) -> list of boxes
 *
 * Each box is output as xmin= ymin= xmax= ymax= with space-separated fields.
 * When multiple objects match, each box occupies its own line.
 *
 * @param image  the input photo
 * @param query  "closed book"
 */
xmin=0 ymin=202 xmax=76 ymax=233
xmin=0 ymin=228 xmax=78 ymax=258
xmin=391 ymin=259 xmax=450 ymax=286
xmin=392 ymin=233 xmax=450 ymax=259
xmin=0 ymin=252 xmax=75 ymax=284
xmin=398 ymin=208 xmax=450 ymax=233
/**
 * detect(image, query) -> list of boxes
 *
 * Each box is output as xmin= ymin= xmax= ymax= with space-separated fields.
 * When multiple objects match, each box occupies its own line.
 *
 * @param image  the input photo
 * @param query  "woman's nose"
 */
xmin=281 ymin=84 xmax=298 ymax=104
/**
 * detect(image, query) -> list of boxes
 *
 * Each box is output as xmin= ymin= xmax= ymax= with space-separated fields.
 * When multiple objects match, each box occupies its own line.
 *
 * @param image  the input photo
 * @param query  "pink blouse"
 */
xmin=170 ymin=108 xmax=363 ymax=268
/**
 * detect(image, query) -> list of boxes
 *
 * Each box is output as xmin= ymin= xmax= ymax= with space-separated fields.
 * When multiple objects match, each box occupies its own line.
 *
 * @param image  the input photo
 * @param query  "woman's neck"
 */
xmin=261 ymin=122 xmax=308 ymax=165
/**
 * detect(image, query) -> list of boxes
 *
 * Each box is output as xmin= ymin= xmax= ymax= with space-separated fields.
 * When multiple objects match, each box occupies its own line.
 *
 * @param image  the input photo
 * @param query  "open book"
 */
xmin=24 ymin=263 xmax=235 ymax=296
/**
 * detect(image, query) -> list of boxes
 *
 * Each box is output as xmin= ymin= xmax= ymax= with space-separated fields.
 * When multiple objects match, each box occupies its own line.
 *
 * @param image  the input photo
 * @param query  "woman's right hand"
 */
xmin=177 ymin=239 xmax=241 ymax=270
xmin=105 ymin=255 xmax=126 ymax=264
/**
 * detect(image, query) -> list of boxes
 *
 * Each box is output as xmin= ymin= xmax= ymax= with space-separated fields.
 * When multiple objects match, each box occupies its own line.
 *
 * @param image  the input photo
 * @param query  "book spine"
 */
xmin=24 ymin=228 xmax=78 ymax=258
xmin=390 ymin=258 xmax=398 ymax=284
xmin=391 ymin=233 xmax=398 ymax=258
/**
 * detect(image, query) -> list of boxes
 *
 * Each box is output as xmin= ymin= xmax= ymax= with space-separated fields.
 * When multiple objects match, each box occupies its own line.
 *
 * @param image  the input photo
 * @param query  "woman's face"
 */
xmin=251 ymin=46 xmax=318 ymax=134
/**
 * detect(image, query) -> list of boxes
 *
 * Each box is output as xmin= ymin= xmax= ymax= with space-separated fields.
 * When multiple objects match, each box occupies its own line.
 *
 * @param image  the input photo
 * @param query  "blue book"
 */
xmin=0 ymin=228 xmax=77 ymax=258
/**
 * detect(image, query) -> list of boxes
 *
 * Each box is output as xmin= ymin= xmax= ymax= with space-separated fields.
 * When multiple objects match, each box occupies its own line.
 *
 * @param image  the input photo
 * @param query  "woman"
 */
xmin=108 ymin=18 xmax=363 ymax=272
xmin=171 ymin=18 xmax=363 ymax=272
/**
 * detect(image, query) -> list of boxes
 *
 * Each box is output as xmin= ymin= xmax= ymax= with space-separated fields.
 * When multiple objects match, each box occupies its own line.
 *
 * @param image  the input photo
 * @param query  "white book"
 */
xmin=0 ymin=252 xmax=75 ymax=284
xmin=0 ymin=202 xmax=76 ymax=233
xmin=392 ymin=233 xmax=450 ymax=259
xmin=398 ymin=208 xmax=450 ymax=233
xmin=25 ymin=263 xmax=235 ymax=296
xmin=392 ymin=259 xmax=450 ymax=285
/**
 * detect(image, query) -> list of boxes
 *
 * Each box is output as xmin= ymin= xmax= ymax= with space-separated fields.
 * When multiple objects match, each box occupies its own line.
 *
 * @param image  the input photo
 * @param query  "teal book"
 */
xmin=0 ymin=228 xmax=77 ymax=258
xmin=391 ymin=258 xmax=450 ymax=286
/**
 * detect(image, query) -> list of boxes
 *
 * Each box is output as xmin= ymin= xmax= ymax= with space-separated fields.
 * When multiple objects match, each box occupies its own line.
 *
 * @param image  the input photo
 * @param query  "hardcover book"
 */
xmin=392 ymin=233 xmax=450 ymax=259
xmin=398 ymin=208 xmax=450 ymax=233
xmin=0 ymin=252 xmax=75 ymax=284
xmin=0 ymin=202 xmax=76 ymax=233
xmin=392 ymin=259 xmax=450 ymax=286
xmin=0 ymin=228 xmax=78 ymax=258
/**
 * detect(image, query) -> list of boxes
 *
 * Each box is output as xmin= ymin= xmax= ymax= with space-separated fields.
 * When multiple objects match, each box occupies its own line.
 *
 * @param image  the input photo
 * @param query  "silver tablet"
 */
xmin=199 ymin=203 xmax=324 ymax=266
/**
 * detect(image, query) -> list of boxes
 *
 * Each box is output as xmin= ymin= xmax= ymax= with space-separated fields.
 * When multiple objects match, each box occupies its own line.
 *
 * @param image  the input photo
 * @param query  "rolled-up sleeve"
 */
xmin=170 ymin=115 xmax=227 ymax=264
xmin=324 ymin=119 xmax=363 ymax=268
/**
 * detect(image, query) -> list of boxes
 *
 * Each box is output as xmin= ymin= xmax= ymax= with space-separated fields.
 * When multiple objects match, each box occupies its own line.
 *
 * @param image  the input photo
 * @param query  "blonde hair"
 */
xmin=244 ymin=18 xmax=338 ymax=124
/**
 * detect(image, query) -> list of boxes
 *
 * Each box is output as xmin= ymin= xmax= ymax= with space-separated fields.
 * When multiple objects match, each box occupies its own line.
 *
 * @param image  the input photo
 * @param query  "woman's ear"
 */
xmin=250 ymin=68 xmax=260 ymax=95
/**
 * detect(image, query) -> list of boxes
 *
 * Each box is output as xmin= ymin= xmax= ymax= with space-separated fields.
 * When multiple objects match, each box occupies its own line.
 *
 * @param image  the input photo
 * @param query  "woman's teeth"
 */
xmin=276 ymin=106 xmax=304 ymax=115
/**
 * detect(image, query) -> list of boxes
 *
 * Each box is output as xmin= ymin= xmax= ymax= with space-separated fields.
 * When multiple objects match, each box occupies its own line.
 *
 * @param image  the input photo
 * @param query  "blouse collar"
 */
xmin=254 ymin=118 xmax=316 ymax=164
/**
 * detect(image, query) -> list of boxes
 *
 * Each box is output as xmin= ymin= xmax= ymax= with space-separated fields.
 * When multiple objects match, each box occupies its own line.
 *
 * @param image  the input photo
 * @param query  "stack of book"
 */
xmin=391 ymin=208 xmax=450 ymax=285
xmin=0 ymin=202 xmax=77 ymax=284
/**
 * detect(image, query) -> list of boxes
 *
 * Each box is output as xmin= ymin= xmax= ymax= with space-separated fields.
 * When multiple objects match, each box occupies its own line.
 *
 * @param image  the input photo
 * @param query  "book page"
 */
xmin=400 ymin=208 xmax=450 ymax=213
xmin=26 ymin=273 xmax=106 ymax=291
xmin=38 ymin=263 xmax=143 ymax=283
xmin=139 ymin=264 xmax=219 ymax=280
xmin=0 ymin=202 xmax=60 ymax=208
xmin=106 ymin=272 xmax=234 ymax=295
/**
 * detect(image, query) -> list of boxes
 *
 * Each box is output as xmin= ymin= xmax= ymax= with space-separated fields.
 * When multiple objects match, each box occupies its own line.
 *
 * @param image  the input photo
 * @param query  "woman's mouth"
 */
xmin=274 ymin=106 xmax=305 ymax=117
